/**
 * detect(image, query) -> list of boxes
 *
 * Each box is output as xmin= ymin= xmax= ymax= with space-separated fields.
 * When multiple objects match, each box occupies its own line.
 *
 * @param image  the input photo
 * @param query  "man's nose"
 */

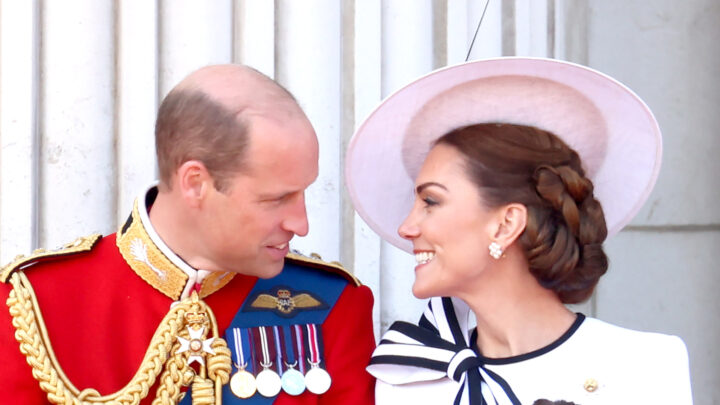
xmin=283 ymin=193 xmax=310 ymax=236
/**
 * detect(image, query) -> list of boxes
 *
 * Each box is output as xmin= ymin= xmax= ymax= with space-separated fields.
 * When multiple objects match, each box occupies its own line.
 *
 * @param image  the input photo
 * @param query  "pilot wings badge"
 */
xmin=246 ymin=286 xmax=328 ymax=318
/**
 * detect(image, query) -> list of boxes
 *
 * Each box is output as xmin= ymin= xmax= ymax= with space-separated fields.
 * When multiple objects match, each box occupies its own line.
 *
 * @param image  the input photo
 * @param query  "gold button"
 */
xmin=584 ymin=378 xmax=598 ymax=392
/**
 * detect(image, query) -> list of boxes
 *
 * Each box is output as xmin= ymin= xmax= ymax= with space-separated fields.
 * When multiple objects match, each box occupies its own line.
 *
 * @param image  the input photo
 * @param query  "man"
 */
xmin=0 ymin=65 xmax=376 ymax=404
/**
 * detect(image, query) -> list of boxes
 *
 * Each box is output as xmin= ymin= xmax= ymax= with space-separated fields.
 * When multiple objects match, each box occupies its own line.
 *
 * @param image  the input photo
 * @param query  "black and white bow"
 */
xmin=368 ymin=297 xmax=521 ymax=405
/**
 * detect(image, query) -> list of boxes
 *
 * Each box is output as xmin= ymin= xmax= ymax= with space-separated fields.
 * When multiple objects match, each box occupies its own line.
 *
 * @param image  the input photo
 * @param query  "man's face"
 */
xmin=199 ymin=114 xmax=319 ymax=278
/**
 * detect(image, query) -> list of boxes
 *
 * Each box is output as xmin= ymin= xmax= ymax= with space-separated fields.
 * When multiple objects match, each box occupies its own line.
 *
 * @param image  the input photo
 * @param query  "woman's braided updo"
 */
xmin=435 ymin=123 xmax=608 ymax=303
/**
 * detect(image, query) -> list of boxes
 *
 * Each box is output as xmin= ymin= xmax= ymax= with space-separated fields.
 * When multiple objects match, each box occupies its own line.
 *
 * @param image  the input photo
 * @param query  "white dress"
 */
xmin=370 ymin=299 xmax=692 ymax=405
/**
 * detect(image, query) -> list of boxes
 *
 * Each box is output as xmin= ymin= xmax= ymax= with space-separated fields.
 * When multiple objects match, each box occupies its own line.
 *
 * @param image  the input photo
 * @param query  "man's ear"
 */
xmin=175 ymin=160 xmax=213 ymax=208
xmin=491 ymin=203 xmax=527 ymax=247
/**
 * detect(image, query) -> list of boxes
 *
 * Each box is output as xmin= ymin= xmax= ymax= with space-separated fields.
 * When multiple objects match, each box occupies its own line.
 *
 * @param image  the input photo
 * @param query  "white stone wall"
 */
xmin=0 ymin=0 xmax=716 ymax=402
xmin=586 ymin=1 xmax=720 ymax=403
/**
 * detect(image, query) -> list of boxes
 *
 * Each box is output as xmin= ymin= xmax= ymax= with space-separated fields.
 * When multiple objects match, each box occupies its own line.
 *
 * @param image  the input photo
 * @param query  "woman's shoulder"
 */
xmin=570 ymin=317 xmax=693 ymax=402
xmin=579 ymin=316 xmax=688 ymax=360
xmin=494 ymin=316 xmax=693 ymax=404
xmin=575 ymin=317 xmax=691 ymax=394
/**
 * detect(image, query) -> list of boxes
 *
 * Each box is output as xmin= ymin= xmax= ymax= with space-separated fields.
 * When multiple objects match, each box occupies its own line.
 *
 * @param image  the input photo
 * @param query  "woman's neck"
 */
xmin=459 ymin=252 xmax=577 ymax=359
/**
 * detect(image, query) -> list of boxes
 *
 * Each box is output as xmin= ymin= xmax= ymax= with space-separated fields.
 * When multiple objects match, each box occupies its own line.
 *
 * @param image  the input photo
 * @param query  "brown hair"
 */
xmin=436 ymin=123 xmax=608 ymax=304
xmin=154 ymin=89 xmax=248 ymax=192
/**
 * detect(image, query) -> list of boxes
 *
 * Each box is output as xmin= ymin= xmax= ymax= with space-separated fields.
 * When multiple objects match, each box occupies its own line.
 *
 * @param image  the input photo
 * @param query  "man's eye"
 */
xmin=260 ymin=195 xmax=285 ymax=204
xmin=266 ymin=192 xmax=296 ymax=205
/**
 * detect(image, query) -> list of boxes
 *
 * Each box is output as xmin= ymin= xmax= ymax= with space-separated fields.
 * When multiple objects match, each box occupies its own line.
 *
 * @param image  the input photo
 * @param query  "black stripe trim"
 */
xmin=442 ymin=297 xmax=466 ymax=345
xmin=387 ymin=321 xmax=460 ymax=351
xmin=473 ymin=313 xmax=586 ymax=365
xmin=482 ymin=367 xmax=522 ymax=404
xmin=453 ymin=386 xmax=464 ymax=405
xmin=466 ymin=369 xmax=485 ymax=405
xmin=369 ymin=355 xmax=448 ymax=372
xmin=452 ymin=357 xmax=482 ymax=382
xmin=419 ymin=314 xmax=439 ymax=333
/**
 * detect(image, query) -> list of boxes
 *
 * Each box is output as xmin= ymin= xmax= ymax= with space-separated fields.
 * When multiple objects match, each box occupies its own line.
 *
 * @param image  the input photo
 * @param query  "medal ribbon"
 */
xmin=258 ymin=326 xmax=276 ymax=368
xmin=247 ymin=328 xmax=258 ymax=374
xmin=368 ymin=297 xmax=522 ymax=405
xmin=273 ymin=326 xmax=284 ymax=376
xmin=281 ymin=326 xmax=296 ymax=366
xmin=306 ymin=324 xmax=321 ymax=365
xmin=305 ymin=323 xmax=326 ymax=367
xmin=293 ymin=324 xmax=307 ymax=374
xmin=232 ymin=327 xmax=248 ymax=369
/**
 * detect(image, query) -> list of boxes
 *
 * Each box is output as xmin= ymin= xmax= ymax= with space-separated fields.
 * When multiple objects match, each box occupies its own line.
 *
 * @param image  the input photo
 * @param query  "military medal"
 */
xmin=303 ymin=323 xmax=332 ymax=394
xmin=256 ymin=326 xmax=282 ymax=397
xmin=280 ymin=325 xmax=306 ymax=395
xmin=230 ymin=369 xmax=257 ymax=399
xmin=256 ymin=367 xmax=282 ymax=397
xmin=230 ymin=328 xmax=257 ymax=399
xmin=281 ymin=362 xmax=306 ymax=396
xmin=305 ymin=363 xmax=331 ymax=394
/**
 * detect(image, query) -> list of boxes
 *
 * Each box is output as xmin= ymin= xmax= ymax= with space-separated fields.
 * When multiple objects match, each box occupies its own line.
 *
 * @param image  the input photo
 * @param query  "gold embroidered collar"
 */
xmin=116 ymin=186 xmax=235 ymax=300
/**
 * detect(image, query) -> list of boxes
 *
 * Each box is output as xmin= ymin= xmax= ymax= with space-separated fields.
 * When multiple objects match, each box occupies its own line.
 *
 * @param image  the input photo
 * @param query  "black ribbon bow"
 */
xmin=369 ymin=297 xmax=521 ymax=405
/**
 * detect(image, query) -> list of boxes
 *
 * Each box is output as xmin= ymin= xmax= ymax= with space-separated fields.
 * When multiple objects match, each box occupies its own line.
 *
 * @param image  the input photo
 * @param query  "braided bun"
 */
xmin=523 ymin=165 xmax=608 ymax=303
xmin=435 ymin=123 xmax=608 ymax=303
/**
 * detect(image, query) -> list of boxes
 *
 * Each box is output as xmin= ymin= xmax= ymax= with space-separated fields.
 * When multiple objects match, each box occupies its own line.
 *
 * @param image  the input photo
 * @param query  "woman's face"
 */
xmin=398 ymin=144 xmax=503 ymax=299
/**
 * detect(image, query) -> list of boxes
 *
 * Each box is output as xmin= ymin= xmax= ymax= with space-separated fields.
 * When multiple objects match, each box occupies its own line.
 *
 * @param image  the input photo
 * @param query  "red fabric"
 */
xmin=0 ymin=234 xmax=376 ymax=404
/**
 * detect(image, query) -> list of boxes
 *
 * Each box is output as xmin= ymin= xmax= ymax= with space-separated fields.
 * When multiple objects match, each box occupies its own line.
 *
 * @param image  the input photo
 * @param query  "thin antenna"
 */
xmin=465 ymin=0 xmax=491 ymax=62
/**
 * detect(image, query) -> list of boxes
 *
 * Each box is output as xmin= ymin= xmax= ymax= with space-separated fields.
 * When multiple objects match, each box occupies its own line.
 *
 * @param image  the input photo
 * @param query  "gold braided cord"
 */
xmin=6 ymin=271 xmax=232 ymax=404
xmin=190 ymin=376 xmax=215 ymax=405
xmin=151 ymin=338 xmax=194 ymax=405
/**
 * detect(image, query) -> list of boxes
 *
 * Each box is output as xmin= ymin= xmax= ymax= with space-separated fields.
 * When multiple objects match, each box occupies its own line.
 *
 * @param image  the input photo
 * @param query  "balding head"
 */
xmin=174 ymin=65 xmax=302 ymax=121
xmin=155 ymin=64 xmax=311 ymax=191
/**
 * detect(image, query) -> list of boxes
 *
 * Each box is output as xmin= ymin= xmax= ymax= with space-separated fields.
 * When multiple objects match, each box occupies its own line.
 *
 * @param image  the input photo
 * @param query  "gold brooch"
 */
xmin=584 ymin=377 xmax=599 ymax=392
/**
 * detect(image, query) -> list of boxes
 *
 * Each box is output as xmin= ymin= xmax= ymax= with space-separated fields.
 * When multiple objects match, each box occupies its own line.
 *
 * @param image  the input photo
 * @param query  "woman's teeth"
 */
xmin=415 ymin=251 xmax=435 ymax=265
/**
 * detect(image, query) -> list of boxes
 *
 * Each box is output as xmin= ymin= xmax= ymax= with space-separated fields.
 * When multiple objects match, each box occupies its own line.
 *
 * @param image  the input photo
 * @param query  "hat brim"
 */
xmin=346 ymin=57 xmax=662 ymax=253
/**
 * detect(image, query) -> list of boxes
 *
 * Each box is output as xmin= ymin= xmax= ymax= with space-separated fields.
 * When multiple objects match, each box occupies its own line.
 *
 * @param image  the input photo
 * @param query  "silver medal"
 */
xmin=254 ymin=326 xmax=282 ymax=397
xmin=256 ymin=366 xmax=282 ymax=397
xmin=281 ymin=363 xmax=306 ymax=396
xmin=305 ymin=364 xmax=332 ymax=395
xmin=230 ymin=368 xmax=257 ymax=399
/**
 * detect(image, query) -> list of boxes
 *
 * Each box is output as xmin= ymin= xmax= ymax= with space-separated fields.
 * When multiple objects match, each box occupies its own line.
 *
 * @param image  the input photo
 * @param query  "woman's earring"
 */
xmin=488 ymin=242 xmax=503 ymax=260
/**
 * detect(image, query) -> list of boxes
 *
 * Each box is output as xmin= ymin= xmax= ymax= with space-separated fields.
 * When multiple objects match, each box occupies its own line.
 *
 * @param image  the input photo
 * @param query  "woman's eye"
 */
xmin=422 ymin=196 xmax=439 ymax=207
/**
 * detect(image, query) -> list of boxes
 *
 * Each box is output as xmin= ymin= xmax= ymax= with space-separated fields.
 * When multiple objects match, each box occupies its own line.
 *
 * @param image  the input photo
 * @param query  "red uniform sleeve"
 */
xmin=0 ymin=278 xmax=48 ymax=404
xmin=319 ymin=283 xmax=376 ymax=405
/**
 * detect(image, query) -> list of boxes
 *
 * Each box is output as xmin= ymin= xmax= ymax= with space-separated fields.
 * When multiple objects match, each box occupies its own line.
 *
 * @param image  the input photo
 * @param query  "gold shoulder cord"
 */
xmin=6 ymin=271 xmax=232 ymax=405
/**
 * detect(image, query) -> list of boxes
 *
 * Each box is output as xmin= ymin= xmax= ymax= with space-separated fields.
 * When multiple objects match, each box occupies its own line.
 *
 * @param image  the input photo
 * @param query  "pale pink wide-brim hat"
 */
xmin=346 ymin=57 xmax=662 ymax=253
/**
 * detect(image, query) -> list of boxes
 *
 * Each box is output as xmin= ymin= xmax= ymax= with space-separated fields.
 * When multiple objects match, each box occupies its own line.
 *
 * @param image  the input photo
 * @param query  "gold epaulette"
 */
xmin=285 ymin=252 xmax=362 ymax=287
xmin=1 ymin=233 xmax=102 ymax=283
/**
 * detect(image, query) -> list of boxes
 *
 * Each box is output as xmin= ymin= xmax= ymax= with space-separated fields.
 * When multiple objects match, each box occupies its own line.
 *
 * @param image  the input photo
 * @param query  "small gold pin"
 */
xmin=584 ymin=377 xmax=599 ymax=392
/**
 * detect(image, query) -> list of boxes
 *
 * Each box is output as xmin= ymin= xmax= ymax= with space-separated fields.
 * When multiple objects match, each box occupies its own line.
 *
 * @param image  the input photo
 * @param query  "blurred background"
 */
xmin=0 ymin=0 xmax=717 ymax=402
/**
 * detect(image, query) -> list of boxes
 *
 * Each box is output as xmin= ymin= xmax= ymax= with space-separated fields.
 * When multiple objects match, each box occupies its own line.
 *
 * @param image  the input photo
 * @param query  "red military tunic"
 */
xmin=0 ymin=189 xmax=376 ymax=404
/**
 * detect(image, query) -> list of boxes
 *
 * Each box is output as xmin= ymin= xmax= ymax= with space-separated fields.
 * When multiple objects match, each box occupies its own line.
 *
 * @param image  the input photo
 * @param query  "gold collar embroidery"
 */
xmin=116 ymin=187 xmax=235 ymax=300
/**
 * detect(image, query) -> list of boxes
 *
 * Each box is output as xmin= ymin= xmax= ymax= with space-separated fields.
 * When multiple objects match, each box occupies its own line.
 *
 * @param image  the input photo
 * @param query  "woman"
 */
xmin=345 ymin=58 xmax=692 ymax=404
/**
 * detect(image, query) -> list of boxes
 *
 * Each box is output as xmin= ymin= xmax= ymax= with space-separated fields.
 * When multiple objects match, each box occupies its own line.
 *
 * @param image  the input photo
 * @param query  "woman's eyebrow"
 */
xmin=416 ymin=182 xmax=448 ymax=195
